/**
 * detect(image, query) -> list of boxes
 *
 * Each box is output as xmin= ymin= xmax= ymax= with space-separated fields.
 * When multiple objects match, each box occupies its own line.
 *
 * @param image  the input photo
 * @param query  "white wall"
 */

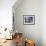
xmin=41 ymin=0 xmax=46 ymax=46
xmin=13 ymin=0 xmax=41 ymax=46
xmin=0 ymin=0 xmax=16 ymax=30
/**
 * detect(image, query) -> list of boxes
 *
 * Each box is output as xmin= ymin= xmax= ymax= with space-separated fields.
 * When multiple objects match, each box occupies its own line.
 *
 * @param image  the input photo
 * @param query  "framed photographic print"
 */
xmin=23 ymin=15 xmax=35 ymax=25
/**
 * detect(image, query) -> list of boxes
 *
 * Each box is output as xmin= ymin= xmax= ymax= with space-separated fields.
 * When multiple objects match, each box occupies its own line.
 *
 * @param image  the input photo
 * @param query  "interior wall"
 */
xmin=41 ymin=0 xmax=46 ymax=46
xmin=0 ymin=0 xmax=16 ymax=30
xmin=13 ymin=0 xmax=41 ymax=46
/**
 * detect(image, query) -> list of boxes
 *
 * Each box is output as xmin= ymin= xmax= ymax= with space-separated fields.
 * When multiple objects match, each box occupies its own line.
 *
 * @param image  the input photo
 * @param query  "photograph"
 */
xmin=23 ymin=15 xmax=35 ymax=25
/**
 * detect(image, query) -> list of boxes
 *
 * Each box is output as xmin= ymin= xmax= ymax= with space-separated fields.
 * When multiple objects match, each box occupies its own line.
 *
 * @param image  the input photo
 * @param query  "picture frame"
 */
xmin=23 ymin=15 xmax=35 ymax=25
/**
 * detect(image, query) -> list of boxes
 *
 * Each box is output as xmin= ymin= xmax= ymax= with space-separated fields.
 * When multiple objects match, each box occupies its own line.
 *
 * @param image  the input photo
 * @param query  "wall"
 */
xmin=0 ymin=0 xmax=16 ymax=30
xmin=13 ymin=0 xmax=41 ymax=46
xmin=41 ymin=0 xmax=46 ymax=46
